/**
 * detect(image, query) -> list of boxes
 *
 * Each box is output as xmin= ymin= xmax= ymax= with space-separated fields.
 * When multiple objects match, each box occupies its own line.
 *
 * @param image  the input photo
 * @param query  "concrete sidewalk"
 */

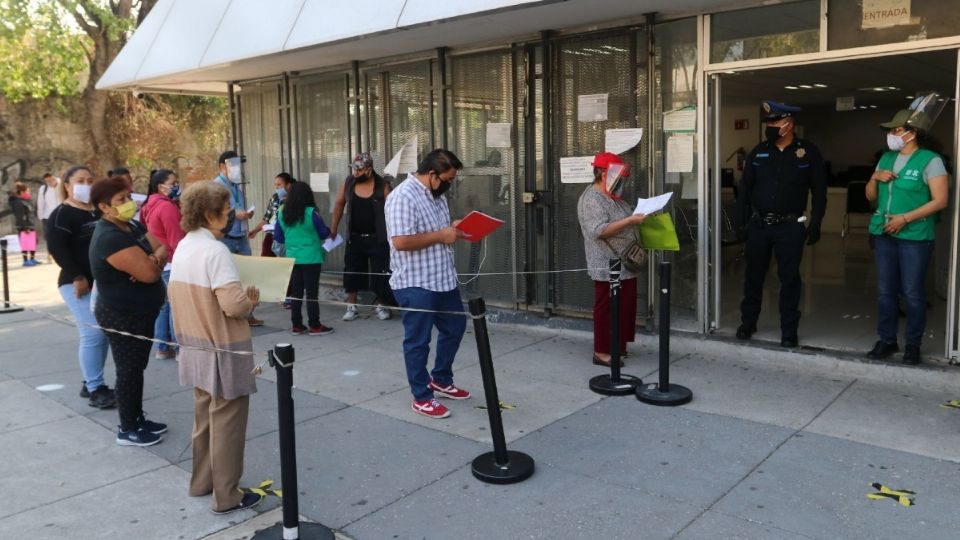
xmin=2 ymin=261 xmax=960 ymax=539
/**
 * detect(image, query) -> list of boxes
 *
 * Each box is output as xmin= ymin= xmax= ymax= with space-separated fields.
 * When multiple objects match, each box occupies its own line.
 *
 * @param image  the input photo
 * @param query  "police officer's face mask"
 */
xmin=765 ymin=120 xmax=791 ymax=142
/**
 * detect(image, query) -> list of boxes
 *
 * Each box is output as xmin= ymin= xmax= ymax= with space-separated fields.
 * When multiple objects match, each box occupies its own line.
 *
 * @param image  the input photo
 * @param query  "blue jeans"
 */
xmin=220 ymin=236 xmax=252 ymax=256
xmin=874 ymin=234 xmax=934 ymax=347
xmin=59 ymin=284 xmax=110 ymax=392
xmin=153 ymin=269 xmax=176 ymax=352
xmin=393 ymin=287 xmax=467 ymax=401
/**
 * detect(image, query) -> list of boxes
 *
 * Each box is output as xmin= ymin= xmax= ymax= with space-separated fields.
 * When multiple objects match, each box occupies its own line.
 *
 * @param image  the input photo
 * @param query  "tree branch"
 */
xmin=55 ymin=0 xmax=96 ymax=38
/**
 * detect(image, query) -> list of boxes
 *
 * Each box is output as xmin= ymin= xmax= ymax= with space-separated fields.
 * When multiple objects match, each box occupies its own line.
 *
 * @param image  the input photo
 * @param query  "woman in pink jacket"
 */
xmin=141 ymin=169 xmax=185 ymax=360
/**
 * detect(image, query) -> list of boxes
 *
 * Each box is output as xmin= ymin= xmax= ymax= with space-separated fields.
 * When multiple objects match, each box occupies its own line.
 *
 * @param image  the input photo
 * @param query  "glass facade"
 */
xmin=710 ymin=1 xmax=820 ymax=63
xmin=829 ymin=0 xmax=960 ymax=51
xmin=229 ymin=3 xmax=960 ymax=356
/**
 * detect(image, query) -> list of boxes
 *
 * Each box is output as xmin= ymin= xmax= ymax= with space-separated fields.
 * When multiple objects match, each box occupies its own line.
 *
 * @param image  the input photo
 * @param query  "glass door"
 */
xmin=947 ymin=48 xmax=960 ymax=360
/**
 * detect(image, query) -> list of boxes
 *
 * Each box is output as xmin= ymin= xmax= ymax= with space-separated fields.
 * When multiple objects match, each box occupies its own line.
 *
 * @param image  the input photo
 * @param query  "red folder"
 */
xmin=455 ymin=211 xmax=505 ymax=242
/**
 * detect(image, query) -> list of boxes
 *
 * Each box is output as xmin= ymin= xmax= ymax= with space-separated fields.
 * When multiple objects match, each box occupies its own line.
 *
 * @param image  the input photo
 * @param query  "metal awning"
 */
xmin=98 ymin=0 xmax=724 ymax=94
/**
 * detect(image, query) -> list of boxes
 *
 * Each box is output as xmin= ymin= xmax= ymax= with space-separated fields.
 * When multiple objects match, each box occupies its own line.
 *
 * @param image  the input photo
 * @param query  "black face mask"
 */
xmin=220 ymin=209 xmax=236 ymax=235
xmin=765 ymin=125 xmax=783 ymax=142
xmin=431 ymin=176 xmax=452 ymax=199
xmin=353 ymin=170 xmax=372 ymax=182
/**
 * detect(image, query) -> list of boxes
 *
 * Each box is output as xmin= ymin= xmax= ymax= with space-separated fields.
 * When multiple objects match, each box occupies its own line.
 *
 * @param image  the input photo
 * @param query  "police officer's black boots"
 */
xmin=736 ymin=324 xmax=756 ymax=340
xmin=780 ymin=335 xmax=799 ymax=348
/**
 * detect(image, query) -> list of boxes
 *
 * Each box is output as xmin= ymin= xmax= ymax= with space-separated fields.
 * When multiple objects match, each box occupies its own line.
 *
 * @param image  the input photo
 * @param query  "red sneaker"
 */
xmin=290 ymin=325 xmax=307 ymax=335
xmin=308 ymin=324 xmax=334 ymax=336
xmin=428 ymin=380 xmax=471 ymax=400
xmin=411 ymin=398 xmax=451 ymax=419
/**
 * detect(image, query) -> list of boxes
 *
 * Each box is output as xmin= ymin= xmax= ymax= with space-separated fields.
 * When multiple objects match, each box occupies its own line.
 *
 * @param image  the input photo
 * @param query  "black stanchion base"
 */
xmin=252 ymin=521 xmax=335 ymax=540
xmin=472 ymin=450 xmax=535 ymax=484
xmin=0 ymin=305 xmax=24 ymax=314
xmin=636 ymin=382 xmax=693 ymax=406
xmin=589 ymin=374 xmax=642 ymax=396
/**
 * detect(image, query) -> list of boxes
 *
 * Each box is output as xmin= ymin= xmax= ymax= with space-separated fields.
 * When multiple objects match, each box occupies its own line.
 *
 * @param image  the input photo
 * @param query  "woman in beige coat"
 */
xmin=168 ymin=182 xmax=263 ymax=514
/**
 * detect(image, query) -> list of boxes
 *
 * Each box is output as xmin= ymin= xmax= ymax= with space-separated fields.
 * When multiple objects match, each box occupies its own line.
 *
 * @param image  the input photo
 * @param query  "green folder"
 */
xmin=637 ymin=213 xmax=680 ymax=251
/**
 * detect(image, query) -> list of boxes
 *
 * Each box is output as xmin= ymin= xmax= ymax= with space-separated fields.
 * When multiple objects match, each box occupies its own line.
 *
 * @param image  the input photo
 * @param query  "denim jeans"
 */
xmin=153 ymin=269 xmax=176 ymax=352
xmin=220 ymin=236 xmax=252 ymax=256
xmin=874 ymin=234 xmax=934 ymax=347
xmin=59 ymin=284 xmax=110 ymax=392
xmin=393 ymin=287 xmax=467 ymax=401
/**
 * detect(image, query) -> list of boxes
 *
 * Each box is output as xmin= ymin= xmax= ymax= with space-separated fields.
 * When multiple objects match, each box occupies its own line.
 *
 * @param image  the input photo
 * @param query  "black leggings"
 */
xmin=94 ymin=302 xmax=158 ymax=431
xmin=290 ymin=263 xmax=322 ymax=327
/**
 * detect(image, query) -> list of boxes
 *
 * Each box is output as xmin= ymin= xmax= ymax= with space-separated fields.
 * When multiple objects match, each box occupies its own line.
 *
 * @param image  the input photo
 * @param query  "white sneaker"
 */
xmin=342 ymin=304 xmax=359 ymax=321
xmin=374 ymin=305 xmax=391 ymax=320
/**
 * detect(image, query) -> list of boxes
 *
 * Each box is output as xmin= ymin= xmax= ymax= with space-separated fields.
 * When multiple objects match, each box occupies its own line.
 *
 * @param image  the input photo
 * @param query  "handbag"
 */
xmin=602 ymin=236 xmax=646 ymax=273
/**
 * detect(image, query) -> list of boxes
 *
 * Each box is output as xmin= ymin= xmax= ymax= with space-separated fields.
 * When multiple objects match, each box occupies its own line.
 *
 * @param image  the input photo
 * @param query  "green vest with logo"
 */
xmin=278 ymin=206 xmax=326 ymax=265
xmin=868 ymin=149 xmax=939 ymax=241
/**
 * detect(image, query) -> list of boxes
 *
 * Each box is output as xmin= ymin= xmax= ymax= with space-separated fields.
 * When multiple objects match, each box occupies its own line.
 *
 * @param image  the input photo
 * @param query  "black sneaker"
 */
xmin=866 ymin=340 xmax=899 ymax=360
xmin=137 ymin=415 xmax=168 ymax=435
xmin=116 ymin=426 xmax=162 ymax=447
xmin=780 ymin=335 xmax=799 ymax=348
xmin=212 ymin=492 xmax=264 ymax=515
xmin=903 ymin=344 xmax=921 ymax=366
xmin=80 ymin=381 xmax=90 ymax=399
xmin=88 ymin=385 xmax=117 ymax=409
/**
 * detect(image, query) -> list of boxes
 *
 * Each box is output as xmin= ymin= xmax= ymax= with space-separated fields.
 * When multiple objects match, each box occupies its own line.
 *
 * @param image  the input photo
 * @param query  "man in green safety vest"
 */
xmin=865 ymin=108 xmax=950 ymax=365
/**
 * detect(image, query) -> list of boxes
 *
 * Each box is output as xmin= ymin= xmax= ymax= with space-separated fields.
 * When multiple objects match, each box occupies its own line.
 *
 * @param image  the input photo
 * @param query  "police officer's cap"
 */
xmin=761 ymin=100 xmax=801 ymax=121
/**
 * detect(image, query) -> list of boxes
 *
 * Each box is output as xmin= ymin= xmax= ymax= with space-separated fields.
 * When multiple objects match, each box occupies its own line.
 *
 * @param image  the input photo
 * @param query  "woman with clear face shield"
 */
xmin=865 ymin=106 xmax=949 ymax=365
xmin=576 ymin=152 xmax=647 ymax=367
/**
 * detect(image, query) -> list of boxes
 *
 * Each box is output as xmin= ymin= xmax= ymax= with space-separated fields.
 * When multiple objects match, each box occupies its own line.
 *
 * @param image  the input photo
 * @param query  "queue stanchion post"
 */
xmin=589 ymin=258 xmax=641 ymax=396
xmin=252 ymin=344 xmax=334 ymax=540
xmin=637 ymin=260 xmax=692 ymax=406
xmin=0 ymin=238 xmax=24 ymax=314
xmin=468 ymin=296 xmax=535 ymax=484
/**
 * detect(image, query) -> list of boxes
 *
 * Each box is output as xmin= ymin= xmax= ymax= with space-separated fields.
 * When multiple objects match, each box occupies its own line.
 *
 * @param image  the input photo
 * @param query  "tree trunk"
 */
xmin=83 ymin=34 xmax=118 ymax=172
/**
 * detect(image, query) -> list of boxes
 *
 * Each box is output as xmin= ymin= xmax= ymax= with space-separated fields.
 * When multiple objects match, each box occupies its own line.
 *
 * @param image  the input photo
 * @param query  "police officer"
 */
xmin=735 ymin=100 xmax=827 ymax=348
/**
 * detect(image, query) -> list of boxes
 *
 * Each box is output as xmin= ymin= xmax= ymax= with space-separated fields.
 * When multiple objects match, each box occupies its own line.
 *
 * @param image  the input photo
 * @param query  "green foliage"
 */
xmin=0 ymin=0 xmax=90 ymax=102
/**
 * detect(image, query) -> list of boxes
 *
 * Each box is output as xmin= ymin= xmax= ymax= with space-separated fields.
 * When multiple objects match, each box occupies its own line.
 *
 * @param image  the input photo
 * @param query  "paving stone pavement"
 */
xmin=2 ymin=264 xmax=960 ymax=539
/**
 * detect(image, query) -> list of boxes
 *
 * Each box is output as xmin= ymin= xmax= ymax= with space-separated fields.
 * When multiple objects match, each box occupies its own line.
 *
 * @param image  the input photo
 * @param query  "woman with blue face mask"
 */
xmin=865 ymin=110 xmax=950 ymax=365
xmin=248 ymin=172 xmax=296 ymax=257
xmin=141 ymin=169 xmax=184 ymax=360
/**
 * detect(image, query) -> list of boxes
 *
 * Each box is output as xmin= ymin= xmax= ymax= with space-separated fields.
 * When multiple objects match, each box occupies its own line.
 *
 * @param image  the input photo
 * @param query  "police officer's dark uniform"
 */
xmin=735 ymin=100 xmax=827 ymax=347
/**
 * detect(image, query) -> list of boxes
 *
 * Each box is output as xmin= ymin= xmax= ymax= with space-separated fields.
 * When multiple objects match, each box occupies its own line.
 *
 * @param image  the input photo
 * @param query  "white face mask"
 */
xmin=72 ymin=183 xmax=91 ymax=203
xmin=887 ymin=132 xmax=913 ymax=151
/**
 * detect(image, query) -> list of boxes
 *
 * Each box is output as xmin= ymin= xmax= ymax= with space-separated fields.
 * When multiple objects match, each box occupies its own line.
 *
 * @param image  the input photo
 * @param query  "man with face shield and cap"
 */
xmin=330 ymin=152 xmax=394 ymax=321
xmin=577 ymin=152 xmax=647 ymax=367
xmin=865 ymin=99 xmax=949 ymax=365
xmin=735 ymin=100 xmax=827 ymax=348
xmin=214 ymin=150 xmax=263 ymax=327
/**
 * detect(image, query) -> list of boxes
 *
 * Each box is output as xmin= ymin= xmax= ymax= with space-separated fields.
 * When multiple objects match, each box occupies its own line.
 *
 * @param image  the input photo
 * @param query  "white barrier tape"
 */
xmin=320 ymin=266 xmax=608 ymax=278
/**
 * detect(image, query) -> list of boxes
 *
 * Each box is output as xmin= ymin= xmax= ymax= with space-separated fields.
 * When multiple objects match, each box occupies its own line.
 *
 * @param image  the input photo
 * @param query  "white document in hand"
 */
xmin=633 ymin=192 xmax=673 ymax=216
xmin=323 ymin=234 xmax=344 ymax=252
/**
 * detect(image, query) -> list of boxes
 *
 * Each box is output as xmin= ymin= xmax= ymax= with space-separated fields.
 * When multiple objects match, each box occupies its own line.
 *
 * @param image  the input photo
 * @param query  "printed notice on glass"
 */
xmin=578 ymin=93 xmax=608 ymax=122
xmin=663 ymin=106 xmax=697 ymax=132
xmin=486 ymin=123 xmax=512 ymax=148
xmin=666 ymin=134 xmax=695 ymax=173
xmin=836 ymin=96 xmax=856 ymax=111
xmin=559 ymin=156 xmax=595 ymax=184
xmin=309 ymin=172 xmax=330 ymax=193
xmin=605 ymin=128 xmax=644 ymax=154
xmin=862 ymin=0 xmax=910 ymax=29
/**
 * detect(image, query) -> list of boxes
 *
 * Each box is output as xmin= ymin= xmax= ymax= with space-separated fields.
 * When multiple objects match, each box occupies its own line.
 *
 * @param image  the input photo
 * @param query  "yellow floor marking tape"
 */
xmin=866 ymin=483 xmax=914 ymax=507
xmin=240 ymin=479 xmax=283 ymax=498
xmin=476 ymin=401 xmax=517 ymax=411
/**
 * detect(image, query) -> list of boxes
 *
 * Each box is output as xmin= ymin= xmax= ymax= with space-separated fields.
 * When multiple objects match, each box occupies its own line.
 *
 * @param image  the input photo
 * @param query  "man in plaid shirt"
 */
xmin=385 ymin=149 xmax=471 ymax=419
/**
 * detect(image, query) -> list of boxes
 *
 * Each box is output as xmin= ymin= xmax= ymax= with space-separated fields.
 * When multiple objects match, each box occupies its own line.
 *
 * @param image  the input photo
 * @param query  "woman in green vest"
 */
xmin=865 ymin=109 xmax=949 ymax=365
xmin=274 ymin=181 xmax=335 ymax=336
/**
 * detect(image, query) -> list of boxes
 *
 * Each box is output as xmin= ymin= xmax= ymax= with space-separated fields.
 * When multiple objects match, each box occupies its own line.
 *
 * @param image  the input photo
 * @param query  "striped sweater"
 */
xmin=169 ymin=228 xmax=257 ymax=399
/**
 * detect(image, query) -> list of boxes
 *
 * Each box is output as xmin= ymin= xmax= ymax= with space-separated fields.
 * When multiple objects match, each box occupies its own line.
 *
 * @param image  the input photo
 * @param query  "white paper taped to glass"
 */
xmin=633 ymin=192 xmax=673 ymax=216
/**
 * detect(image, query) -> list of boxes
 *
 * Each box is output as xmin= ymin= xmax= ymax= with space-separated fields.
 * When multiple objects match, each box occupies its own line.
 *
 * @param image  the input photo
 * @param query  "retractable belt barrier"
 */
xmin=589 ymin=258 xmax=642 ymax=396
xmin=636 ymin=261 xmax=693 ymax=406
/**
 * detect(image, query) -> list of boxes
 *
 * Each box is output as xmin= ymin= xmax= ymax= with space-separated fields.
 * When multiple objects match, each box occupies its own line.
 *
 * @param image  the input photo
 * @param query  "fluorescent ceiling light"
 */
xmin=784 ymin=85 xmax=798 ymax=89
xmin=813 ymin=83 xmax=827 ymax=88
xmin=798 ymin=84 xmax=813 ymax=89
